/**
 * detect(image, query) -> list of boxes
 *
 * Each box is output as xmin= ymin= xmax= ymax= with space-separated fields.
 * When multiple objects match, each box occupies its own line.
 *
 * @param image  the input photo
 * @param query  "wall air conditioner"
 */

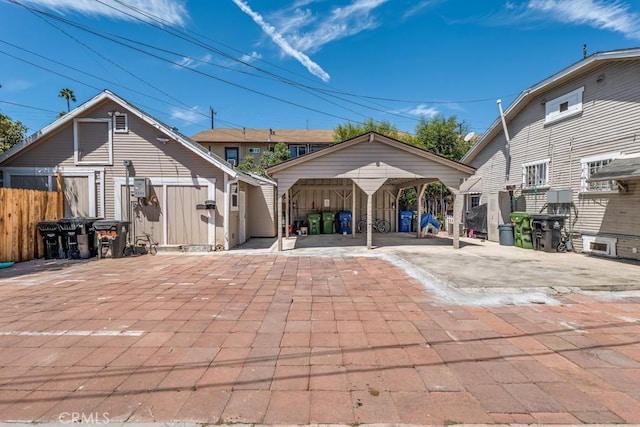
xmin=228 ymin=159 xmax=237 ymax=167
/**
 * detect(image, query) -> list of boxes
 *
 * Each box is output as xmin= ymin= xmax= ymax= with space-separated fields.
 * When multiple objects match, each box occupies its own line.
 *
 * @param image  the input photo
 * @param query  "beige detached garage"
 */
xmin=0 ymin=90 xmax=275 ymax=251
xmin=267 ymin=132 xmax=475 ymax=250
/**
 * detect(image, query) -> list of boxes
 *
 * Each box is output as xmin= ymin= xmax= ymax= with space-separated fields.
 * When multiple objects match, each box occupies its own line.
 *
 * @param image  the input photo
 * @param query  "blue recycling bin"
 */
xmin=399 ymin=211 xmax=413 ymax=233
xmin=336 ymin=210 xmax=352 ymax=234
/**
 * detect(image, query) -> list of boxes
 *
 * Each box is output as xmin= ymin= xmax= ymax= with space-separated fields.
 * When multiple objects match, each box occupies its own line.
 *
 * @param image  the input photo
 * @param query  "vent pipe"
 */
xmin=497 ymin=99 xmax=511 ymax=182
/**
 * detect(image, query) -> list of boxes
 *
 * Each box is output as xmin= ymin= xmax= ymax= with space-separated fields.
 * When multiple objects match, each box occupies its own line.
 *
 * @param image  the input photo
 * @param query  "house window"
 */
xmin=225 ymin=147 xmax=239 ymax=167
xmin=580 ymin=152 xmax=620 ymax=192
xmin=469 ymin=195 xmax=480 ymax=210
xmin=289 ymin=144 xmax=307 ymax=158
xmin=545 ymin=86 xmax=584 ymax=125
xmin=230 ymin=182 xmax=239 ymax=211
xmin=522 ymin=159 xmax=550 ymax=189
xmin=248 ymin=147 xmax=261 ymax=154
xmin=113 ymin=113 xmax=128 ymax=133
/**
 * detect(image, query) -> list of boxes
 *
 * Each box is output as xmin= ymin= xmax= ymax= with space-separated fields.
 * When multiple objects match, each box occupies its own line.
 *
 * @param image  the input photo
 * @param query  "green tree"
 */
xmin=261 ymin=142 xmax=290 ymax=170
xmin=414 ymin=115 xmax=472 ymax=161
xmin=58 ymin=88 xmax=76 ymax=113
xmin=333 ymin=118 xmax=402 ymax=142
xmin=0 ymin=113 xmax=28 ymax=154
xmin=237 ymin=154 xmax=258 ymax=173
xmin=413 ymin=115 xmax=474 ymax=218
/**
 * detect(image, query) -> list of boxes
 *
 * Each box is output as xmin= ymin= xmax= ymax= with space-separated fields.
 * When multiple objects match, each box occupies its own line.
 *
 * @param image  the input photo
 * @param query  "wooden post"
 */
xmin=277 ymin=193 xmax=283 ymax=251
xmin=56 ymin=172 xmax=64 ymax=217
xmin=351 ymin=181 xmax=356 ymax=239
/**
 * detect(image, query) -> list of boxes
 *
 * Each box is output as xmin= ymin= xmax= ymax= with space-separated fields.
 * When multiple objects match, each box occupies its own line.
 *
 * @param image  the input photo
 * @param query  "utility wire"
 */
xmin=8 ymin=1 xmax=362 ymax=124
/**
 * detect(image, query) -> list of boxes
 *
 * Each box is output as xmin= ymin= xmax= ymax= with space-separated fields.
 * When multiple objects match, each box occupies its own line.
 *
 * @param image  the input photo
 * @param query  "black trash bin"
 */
xmin=58 ymin=217 xmax=99 ymax=259
xmin=93 ymin=220 xmax=130 ymax=259
xmin=531 ymin=214 xmax=566 ymax=252
xmin=37 ymin=221 xmax=62 ymax=259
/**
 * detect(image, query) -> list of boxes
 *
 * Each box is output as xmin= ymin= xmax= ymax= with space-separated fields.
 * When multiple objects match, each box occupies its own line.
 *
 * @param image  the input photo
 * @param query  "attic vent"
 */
xmin=113 ymin=114 xmax=128 ymax=133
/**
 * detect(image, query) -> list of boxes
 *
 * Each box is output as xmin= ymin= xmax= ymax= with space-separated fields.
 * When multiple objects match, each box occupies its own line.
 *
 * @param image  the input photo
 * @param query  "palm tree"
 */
xmin=58 ymin=88 xmax=76 ymax=112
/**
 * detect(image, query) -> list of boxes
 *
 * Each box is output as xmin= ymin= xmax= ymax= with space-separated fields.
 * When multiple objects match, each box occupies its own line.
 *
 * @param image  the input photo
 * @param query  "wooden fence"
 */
xmin=0 ymin=188 xmax=64 ymax=263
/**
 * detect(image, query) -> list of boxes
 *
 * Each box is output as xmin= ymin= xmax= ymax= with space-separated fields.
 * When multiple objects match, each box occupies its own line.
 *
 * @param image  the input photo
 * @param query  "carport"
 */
xmin=266 ymin=131 xmax=475 ymax=250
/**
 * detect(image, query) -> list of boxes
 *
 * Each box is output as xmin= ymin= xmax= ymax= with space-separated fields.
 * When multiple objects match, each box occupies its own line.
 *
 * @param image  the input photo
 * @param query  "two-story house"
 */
xmin=191 ymin=128 xmax=334 ymax=166
xmin=461 ymin=48 xmax=640 ymax=260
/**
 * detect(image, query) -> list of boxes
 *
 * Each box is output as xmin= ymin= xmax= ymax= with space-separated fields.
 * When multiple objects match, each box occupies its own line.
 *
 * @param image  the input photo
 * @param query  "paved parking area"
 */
xmin=0 ymin=246 xmax=639 ymax=424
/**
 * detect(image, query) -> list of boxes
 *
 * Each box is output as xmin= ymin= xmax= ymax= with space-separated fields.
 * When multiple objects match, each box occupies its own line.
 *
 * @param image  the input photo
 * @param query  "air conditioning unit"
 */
xmin=228 ymin=159 xmax=237 ymax=167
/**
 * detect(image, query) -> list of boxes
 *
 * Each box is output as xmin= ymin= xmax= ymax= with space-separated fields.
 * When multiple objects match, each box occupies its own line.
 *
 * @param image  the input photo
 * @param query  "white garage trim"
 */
xmin=1 ymin=166 xmax=101 ymax=217
xmin=113 ymin=176 xmax=216 ymax=246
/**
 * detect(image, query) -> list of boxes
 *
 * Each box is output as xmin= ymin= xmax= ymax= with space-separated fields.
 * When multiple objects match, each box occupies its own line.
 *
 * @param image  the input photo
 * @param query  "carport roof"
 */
xmin=267 ymin=131 xmax=475 ymax=177
xmin=267 ymin=131 xmax=475 ymax=188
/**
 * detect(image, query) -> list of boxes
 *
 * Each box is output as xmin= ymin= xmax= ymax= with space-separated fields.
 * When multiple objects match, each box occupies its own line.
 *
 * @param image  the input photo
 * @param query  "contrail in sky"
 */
xmin=231 ymin=0 xmax=331 ymax=82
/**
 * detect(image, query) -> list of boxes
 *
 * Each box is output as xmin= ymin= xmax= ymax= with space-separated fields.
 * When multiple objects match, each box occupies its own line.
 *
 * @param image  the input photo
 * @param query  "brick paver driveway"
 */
xmin=0 ymin=254 xmax=639 ymax=424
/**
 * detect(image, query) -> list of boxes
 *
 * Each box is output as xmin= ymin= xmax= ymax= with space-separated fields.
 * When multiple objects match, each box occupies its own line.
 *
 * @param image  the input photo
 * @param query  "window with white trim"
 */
xmin=248 ymin=147 xmax=261 ymax=154
xmin=230 ymin=182 xmax=239 ymax=211
xmin=580 ymin=152 xmax=620 ymax=192
xmin=545 ymin=87 xmax=584 ymax=124
xmin=113 ymin=113 xmax=128 ymax=133
xmin=522 ymin=159 xmax=550 ymax=189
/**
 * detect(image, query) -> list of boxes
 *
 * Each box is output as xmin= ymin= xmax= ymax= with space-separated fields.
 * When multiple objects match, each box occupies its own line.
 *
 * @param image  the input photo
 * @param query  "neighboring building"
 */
xmin=191 ymin=128 xmax=334 ymax=166
xmin=0 ymin=90 xmax=276 ymax=251
xmin=461 ymin=48 xmax=640 ymax=260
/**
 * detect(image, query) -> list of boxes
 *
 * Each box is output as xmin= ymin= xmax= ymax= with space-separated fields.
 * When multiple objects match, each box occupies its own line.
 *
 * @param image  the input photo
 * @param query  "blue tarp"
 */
xmin=420 ymin=213 xmax=441 ymax=230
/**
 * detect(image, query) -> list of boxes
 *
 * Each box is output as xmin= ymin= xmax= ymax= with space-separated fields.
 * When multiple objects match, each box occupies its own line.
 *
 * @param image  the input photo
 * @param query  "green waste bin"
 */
xmin=321 ymin=211 xmax=336 ymax=234
xmin=510 ymin=211 xmax=533 ymax=249
xmin=306 ymin=213 xmax=321 ymax=235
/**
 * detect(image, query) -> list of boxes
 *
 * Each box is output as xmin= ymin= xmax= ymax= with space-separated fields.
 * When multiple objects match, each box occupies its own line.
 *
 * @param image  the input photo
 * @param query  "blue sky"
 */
xmin=1 ymin=0 xmax=640 ymax=139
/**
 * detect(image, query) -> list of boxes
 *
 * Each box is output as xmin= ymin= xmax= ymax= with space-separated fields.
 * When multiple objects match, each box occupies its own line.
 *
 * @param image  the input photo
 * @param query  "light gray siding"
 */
xmin=276 ymin=140 xmax=470 ymax=193
xmin=470 ymin=59 xmax=640 ymax=260
xmin=3 ymin=99 xmax=228 ymax=248
xmin=248 ymin=184 xmax=276 ymax=237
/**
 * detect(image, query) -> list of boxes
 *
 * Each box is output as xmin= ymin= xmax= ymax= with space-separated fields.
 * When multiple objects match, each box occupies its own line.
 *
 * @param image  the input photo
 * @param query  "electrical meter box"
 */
xmin=133 ymin=178 xmax=150 ymax=198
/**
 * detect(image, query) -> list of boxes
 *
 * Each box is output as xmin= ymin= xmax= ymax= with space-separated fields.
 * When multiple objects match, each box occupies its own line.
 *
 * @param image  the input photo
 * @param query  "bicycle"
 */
xmin=132 ymin=232 xmax=159 ymax=255
xmin=357 ymin=217 xmax=391 ymax=233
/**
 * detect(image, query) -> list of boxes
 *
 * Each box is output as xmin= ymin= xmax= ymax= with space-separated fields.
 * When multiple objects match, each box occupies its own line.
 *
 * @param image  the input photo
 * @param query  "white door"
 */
xmin=239 ymin=190 xmax=246 ymax=244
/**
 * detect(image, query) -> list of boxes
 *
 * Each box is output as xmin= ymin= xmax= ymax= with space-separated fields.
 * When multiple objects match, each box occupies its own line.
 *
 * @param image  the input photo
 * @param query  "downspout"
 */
xmin=497 ymin=99 xmax=511 ymax=184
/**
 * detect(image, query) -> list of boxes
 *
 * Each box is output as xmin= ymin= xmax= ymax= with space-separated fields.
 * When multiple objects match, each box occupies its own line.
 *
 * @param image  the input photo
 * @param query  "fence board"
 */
xmin=0 ymin=188 xmax=63 ymax=263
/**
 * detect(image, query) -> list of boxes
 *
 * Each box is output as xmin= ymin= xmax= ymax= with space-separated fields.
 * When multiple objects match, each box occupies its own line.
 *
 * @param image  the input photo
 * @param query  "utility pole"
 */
xmin=210 ymin=106 xmax=216 ymax=129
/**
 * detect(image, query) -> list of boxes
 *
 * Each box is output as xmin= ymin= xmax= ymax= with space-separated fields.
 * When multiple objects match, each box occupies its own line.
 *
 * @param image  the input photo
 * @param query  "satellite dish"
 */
xmin=463 ymin=132 xmax=475 ymax=142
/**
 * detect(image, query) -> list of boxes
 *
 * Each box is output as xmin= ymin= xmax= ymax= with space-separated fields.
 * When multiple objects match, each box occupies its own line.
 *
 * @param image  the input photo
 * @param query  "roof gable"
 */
xmin=267 ymin=131 xmax=474 ymax=175
xmin=0 ymin=90 xmax=237 ymax=178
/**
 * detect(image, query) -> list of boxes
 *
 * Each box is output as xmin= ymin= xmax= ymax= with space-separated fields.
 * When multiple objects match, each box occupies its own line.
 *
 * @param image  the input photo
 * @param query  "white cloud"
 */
xmin=17 ymin=0 xmax=188 ymax=26
xmin=527 ymin=0 xmax=640 ymax=39
xmin=170 ymin=106 xmax=201 ymax=124
xmin=407 ymin=104 xmax=439 ymax=118
xmin=283 ymin=0 xmax=389 ymax=53
xmin=403 ymin=0 xmax=441 ymax=19
xmin=240 ymin=51 xmax=262 ymax=63
xmin=231 ymin=0 xmax=331 ymax=82
xmin=172 ymin=53 xmax=212 ymax=69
